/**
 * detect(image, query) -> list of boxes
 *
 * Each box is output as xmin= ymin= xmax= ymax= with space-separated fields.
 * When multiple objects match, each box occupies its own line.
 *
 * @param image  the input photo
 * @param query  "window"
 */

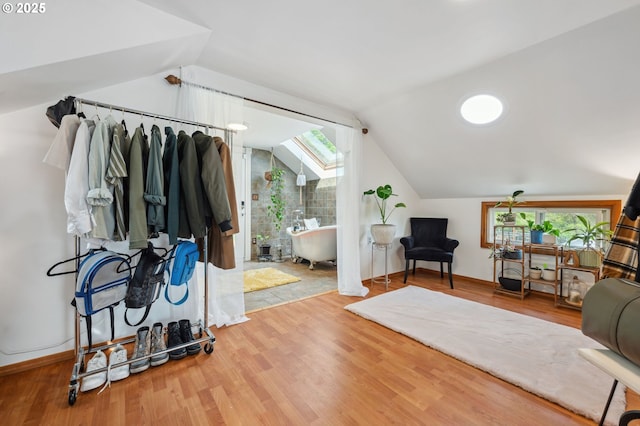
xmin=481 ymin=200 xmax=621 ymax=250
xmin=292 ymin=129 xmax=341 ymax=170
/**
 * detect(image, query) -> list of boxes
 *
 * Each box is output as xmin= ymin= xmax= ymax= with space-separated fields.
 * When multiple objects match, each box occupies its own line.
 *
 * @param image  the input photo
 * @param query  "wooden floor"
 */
xmin=0 ymin=271 xmax=625 ymax=425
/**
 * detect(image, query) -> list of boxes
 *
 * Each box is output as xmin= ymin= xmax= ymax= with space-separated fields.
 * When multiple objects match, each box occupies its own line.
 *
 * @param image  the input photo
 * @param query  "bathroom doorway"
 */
xmin=239 ymin=103 xmax=339 ymax=311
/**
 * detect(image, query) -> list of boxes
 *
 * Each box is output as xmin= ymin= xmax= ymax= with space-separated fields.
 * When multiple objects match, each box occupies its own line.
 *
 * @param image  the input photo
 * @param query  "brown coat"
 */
xmin=197 ymin=135 xmax=239 ymax=269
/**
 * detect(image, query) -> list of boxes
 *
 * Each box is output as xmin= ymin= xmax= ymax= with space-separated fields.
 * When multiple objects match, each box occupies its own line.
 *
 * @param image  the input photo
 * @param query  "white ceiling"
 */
xmin=2 ymin=0 xmax=640 ymax=198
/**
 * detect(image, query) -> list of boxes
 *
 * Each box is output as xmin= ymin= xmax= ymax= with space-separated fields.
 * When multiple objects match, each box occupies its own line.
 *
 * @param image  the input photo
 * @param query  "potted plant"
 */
xmin=501 ymin=241 xmax=523 ymax=259
xmin=256 ymin=234 xmax=271 ymax=260
xmin=363 ymin=184 xmax=407 ymax=245
xmin=519 ymin=213 xmax=561 ymax=244
xmin=488 ymin=241 xmax=522 ymax=259
xmin=495 ymin=190 xmax=524 ymax=225
xmin=529 ymin=266 xmax=542 ymax=280
xmin=564 ymin=215 xmax=613 ymax=268
xmin=541 ymin=263 xmax=556 ymax=281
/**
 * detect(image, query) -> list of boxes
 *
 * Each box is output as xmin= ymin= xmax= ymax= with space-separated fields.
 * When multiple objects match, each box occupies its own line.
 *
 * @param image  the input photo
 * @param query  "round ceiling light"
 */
xmin=460 ymin=94 xmax=503 ymax=124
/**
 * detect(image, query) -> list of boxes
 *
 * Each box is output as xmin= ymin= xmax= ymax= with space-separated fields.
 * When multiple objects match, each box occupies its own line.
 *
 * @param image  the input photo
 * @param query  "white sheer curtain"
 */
xmin=176 ymin=83 xmax=248 ymax=327
xmin=335 ymin=123 xmax=369 ymax=296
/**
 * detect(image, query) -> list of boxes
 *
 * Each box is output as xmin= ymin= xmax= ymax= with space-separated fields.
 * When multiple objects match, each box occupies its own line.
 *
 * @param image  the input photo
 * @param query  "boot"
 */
xmin=179 ymin=319 xmax=202 ymax=355
xmin=167 ymin=321 xmax=187 ymax=360
xmin=130 ymin=326 xmax=150 ymax=374
xmin=150 ymin=322 xmax=169 ymax=367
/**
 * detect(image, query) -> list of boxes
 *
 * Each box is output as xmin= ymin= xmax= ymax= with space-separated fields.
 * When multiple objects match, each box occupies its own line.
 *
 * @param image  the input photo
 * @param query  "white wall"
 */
xmin=414 ymin=194 xmax=628 ymax=284
xmin=359 ymin=134 xmax=421 ymax=280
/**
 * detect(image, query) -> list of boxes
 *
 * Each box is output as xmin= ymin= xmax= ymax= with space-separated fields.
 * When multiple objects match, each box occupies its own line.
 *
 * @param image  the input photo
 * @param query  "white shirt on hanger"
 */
xmin=64 ymin=118 xmax=95 ymax=237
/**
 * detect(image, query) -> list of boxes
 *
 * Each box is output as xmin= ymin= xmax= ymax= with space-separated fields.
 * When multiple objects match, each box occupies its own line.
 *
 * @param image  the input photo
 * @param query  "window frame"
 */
xmin=480 ymin=199 xmax=622 ymax=250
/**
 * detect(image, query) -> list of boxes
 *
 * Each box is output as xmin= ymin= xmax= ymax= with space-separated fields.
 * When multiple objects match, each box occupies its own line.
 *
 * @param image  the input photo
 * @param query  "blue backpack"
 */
xmin=164 ymin=240 xmax=199 ymax=305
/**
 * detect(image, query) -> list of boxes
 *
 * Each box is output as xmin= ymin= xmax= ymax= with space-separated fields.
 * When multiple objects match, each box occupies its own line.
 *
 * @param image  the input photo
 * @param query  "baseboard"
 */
xmin=0 ymin=350 xmax=74 ymax=377
xmin=408 ymin=267 xmax=559 ymax=299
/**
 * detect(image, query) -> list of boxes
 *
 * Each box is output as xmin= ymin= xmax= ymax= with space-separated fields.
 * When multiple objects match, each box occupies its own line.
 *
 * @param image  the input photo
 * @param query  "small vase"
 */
xmin=542 ymin=268 xmax=556 ymax=281
xmin=530 ymin=230 xmax=543 ymax=244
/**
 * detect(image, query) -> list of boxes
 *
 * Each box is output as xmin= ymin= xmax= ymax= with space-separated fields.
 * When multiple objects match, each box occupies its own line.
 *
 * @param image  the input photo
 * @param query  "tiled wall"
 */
xmin=250 ymin=149 xmax=336 ymax=260
xmin=304 ymin=177 xmax=337 ymax=226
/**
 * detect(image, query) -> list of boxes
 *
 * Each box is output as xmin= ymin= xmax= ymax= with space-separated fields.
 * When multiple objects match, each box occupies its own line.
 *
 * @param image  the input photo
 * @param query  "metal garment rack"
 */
xmin=66 ymin=97 xmax=227 ymax=405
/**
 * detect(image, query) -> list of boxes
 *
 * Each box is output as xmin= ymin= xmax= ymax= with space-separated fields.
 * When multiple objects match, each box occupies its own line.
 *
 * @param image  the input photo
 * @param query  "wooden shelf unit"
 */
xmin=493 ymin=225 xmax=529 ymax=299
xmin=525 ymin=243 xmax=562 ymax=306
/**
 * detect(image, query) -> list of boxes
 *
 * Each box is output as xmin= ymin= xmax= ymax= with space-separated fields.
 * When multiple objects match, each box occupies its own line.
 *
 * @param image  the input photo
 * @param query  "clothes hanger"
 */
xmin=46 ymin=249 xmax=98 ymax=277
xmin=75 ymin=102 xmax=86 ymax=119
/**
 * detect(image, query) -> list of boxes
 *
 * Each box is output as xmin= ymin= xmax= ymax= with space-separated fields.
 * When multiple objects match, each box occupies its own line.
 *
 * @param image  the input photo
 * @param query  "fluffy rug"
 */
xmin=345 ymin=285 xmax=625 ymax=425
xmin=243 ymin=267 xmax=301 ymax=293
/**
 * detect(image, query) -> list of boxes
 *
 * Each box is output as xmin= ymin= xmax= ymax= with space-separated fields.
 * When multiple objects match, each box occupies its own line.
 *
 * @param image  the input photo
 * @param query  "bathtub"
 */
xmin=287 ymin=225 xmax=337 ymax=270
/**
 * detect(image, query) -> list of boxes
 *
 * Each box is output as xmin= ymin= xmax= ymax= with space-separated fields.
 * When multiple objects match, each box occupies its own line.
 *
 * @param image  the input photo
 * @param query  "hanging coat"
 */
xmin=86 ymin=115 xmax=117 ymax=241
xmin=163 ymin=126 xmax=180 ymax=245
xmin=192 ymin=131 xmax=232 ymax=233
xmin=144 ymin=124 xmax=166 ymax=237
xmin=199 ymin=135 xmax=239 ymax=269
xmin=177 ymin=130 xmax=206 ymax=239
xmin=128 ymin=126 xmax=149 ymax=249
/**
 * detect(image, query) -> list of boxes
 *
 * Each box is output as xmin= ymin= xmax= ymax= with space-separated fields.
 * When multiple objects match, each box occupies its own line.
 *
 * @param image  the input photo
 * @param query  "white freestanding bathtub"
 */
xmin=287 ymin=225 xmax=337 ymax=270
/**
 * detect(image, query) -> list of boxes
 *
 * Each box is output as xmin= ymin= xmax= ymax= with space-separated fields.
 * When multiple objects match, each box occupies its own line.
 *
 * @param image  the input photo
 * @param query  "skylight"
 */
xmin=292 ymin=129 xmax=341 ymax=170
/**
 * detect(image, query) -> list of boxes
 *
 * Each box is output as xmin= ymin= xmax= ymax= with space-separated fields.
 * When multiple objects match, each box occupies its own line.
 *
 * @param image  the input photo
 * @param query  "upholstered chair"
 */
xmin=400 ymin=218 xmax=459 ymax=288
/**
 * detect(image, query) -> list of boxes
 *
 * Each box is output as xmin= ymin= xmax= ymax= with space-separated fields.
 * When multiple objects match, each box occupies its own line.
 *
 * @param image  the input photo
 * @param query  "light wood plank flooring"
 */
xmin=0 ymin=270 xmax=627 ymax=425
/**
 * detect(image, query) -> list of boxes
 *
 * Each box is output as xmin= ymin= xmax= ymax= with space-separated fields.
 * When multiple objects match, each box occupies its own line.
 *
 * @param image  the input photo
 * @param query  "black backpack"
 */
xmin=124 ymin=244 xmax=166 ymax=327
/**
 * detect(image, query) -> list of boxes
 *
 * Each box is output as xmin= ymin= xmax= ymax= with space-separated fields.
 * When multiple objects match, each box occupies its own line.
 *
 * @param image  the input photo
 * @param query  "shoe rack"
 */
xmin=66 ymin=234 xmax=217 ymax=406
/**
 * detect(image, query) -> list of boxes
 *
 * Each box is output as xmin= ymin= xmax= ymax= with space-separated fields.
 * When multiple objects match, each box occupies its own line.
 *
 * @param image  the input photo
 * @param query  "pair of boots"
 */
xmin=167 ymin=319 xmax=201 ymax=360
xmin=130 ymin=322 xmax=171 ymax=373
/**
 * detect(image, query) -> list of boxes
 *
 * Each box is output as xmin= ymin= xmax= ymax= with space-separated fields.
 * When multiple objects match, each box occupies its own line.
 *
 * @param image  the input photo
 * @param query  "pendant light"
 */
xmin=296 ymin=156 xmax=306 ymax=204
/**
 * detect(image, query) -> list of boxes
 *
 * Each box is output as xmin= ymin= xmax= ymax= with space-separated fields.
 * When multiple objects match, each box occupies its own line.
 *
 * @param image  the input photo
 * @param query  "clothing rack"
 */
xmin=62 ymin=98 xmax=219 ymax=405
xmin=71 ymin=95 xmax=224 ymax=340
xmin=74 ymin=97 xmax=233 ymax=134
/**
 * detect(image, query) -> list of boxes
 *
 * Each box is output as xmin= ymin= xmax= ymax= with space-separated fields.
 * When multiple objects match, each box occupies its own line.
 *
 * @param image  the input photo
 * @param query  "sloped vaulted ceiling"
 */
xmin=0 ymin=0 xmax=210 ymax=113
xmin=2 ymin=0 xmax=640 ymax=198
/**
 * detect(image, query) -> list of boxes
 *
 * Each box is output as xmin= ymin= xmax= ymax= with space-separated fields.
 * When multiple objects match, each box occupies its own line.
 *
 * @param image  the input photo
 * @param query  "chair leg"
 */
xmin=403 ymin=259 xmax=410 ymax=283
xmin=448 ymin=262 xmax=454 ymax=289
xmin=412 ymin=259 xmax=417 ymax=276
xmin=440 ymin=262 xmax=444 ymax=278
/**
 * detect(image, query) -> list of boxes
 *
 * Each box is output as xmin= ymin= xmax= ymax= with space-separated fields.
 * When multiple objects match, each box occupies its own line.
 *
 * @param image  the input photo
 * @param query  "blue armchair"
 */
xmin=400 ymin=218 xmax=459 ymax=288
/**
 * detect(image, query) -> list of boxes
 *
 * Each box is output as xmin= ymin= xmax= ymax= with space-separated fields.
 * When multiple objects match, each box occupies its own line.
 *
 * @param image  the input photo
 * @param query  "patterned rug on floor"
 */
xmin=345 ymin=285 xmax=625 ymax=425
xmin=243 ymin=267 xmax=301 ymax=293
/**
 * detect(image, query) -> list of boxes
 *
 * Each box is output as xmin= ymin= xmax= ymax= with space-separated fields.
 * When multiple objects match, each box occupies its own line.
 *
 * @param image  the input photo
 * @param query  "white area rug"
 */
xmin=345 ymin=285 xmax=625 ymax=425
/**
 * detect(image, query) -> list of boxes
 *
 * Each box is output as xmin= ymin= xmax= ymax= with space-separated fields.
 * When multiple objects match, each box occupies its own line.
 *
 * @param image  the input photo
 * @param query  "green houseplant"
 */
xmin=363 ymin=184 xmax=406 ymax=244
xmin=266 ymin=166 xmax=286 ymax=233
xmin=519 ymin=213 xmax=561 ymax=244
xmin=495 ymin=190 xmax=524 ymax=224
xmin=564 ymin=215 xmax=613 ymax=267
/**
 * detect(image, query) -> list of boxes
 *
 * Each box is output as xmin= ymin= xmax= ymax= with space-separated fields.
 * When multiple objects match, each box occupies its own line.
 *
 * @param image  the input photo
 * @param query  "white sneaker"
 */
xmin=109 ymin=344 xmax=130 ymax=382
xmin=80 ymin=350 xmax=107 ymax=392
